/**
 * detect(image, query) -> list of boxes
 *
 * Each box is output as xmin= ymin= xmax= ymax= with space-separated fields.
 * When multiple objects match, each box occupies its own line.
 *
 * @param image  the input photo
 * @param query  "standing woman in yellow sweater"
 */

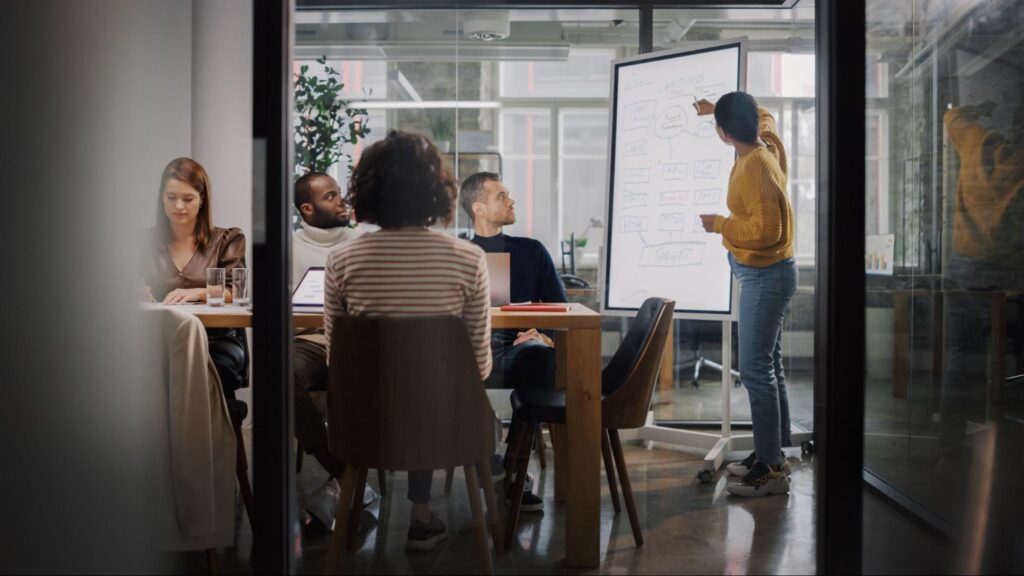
xmin=695 ymin=92 xmax=797 ymax=497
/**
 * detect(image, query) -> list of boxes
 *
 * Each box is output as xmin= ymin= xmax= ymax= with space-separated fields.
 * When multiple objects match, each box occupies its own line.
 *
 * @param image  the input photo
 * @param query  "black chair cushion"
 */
xmin=510 ymin=388 xmax=568 ymax=424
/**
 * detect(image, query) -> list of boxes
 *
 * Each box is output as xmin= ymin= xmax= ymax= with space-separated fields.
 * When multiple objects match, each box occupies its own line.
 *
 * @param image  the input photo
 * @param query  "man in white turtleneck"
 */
xmin=292 ymin=172 xmax=362 ymax=286
xmin=291 ymin=172 xmax=366 ymax=531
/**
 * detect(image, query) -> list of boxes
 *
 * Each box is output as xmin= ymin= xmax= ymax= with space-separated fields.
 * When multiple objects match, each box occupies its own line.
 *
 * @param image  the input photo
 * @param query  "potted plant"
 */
xmin=293 ymin=56 xmax=372 ymax=176
xmin=426 ymin=110 xmax=454 ymax=153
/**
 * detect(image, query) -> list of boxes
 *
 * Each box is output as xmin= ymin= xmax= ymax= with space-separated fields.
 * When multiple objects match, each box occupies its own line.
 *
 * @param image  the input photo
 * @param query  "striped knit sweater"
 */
xmin=323 ymin=228 xmax=492 ymax=379
xmin=712 ymin=108 xmax=795 ymax=267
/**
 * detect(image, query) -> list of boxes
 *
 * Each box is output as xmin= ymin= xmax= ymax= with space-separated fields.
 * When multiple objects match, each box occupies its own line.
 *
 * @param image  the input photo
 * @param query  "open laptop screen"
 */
xmin=485 ymin=253 xmax=511 ymax=306
xmin=293 ymin=267 xmax=325 ymax=308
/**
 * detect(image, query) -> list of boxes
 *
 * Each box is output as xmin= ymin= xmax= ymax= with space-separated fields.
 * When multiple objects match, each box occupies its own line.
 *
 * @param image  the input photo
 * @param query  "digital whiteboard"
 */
xmin=601 ymin=40 xmax=745 ymax=318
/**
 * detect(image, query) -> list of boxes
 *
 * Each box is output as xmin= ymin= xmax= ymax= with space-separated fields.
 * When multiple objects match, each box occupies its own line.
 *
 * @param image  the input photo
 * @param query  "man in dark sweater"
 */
xmin=460 ymin=171 xmax=567 ymax=512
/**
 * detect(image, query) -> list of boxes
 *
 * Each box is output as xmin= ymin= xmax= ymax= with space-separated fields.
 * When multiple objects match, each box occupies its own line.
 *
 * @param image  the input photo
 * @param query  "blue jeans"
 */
xmin=729 ymin=253 xmax=797 ymax=468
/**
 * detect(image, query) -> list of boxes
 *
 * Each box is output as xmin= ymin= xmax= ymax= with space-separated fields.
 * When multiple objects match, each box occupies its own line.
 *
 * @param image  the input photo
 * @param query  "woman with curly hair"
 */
xmin=696 ymin=92 xmax=797 ymax=498
xmin=323 ymin=130 xmax=492 ymax=550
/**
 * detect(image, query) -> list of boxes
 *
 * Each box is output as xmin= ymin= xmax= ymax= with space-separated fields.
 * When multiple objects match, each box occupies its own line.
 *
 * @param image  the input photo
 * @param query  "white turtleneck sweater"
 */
xmin=292 ymin=219 xmax=363 ymax=288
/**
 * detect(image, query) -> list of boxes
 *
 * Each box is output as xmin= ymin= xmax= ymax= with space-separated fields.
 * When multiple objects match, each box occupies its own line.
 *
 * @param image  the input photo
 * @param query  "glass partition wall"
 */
xmin=863 ymin=0 xmax=1024 ymax=572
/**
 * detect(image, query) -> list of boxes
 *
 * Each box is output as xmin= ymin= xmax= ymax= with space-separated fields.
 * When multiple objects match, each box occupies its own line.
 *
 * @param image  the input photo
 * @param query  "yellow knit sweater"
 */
xmin=944 ymin=107 xmax=1024 ymax=261
xmin=712 ymin=108 xmax=794 ymax=267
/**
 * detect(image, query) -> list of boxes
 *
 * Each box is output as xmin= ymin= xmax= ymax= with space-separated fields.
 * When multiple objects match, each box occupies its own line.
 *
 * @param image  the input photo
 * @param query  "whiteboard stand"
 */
xmin=623 ymin=315 xmax=814 ymax=483
xmin=627 ymin=318 xmax=738 ymax=482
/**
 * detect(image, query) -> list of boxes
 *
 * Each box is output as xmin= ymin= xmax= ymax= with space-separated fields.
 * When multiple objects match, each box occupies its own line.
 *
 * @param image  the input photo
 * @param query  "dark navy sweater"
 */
xmin=471 ymin=232 xmax=567 ymax=348
xmin=470 ymin=232 xmax=567 ymax=304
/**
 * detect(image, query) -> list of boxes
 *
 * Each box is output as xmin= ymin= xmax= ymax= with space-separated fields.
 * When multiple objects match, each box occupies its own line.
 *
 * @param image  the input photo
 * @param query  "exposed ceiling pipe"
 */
xmin=662 ymin=18 xmax=697 ymax=46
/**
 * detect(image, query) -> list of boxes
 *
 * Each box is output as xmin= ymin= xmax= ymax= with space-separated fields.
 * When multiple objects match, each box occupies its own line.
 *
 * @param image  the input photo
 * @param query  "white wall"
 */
xmin=191 ymin=0 xmax=256 ymax=415
xmin=191 ymin=0 xmax=253 ymax=244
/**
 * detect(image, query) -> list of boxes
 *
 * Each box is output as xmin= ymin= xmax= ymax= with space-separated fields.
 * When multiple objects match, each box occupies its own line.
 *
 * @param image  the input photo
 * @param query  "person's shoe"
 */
xmin=726 ymin=463 xmax=790 ymax=498
xmin=726 ymin=452 xmax=791 ymax=477
xmin=506 ymin=490 xmax=544 ymax=513
xmin=304 ymin=478 xmax=341 ymax=532
xmin=726 ymin=451 xmax=758 ymax=476
xmin=406 ymin=514 xmax=448 ymax=551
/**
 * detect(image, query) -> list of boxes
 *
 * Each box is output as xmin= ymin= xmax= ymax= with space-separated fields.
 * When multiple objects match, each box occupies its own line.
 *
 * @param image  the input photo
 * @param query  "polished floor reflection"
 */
xmin=233 ymin=442 xmax=816 ymax=575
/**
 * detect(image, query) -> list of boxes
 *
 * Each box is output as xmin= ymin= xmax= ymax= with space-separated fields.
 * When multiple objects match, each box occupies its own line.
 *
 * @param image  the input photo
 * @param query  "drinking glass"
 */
xmin=232 ymin=268 xmax=250 ymax=307
xmin=206 ymin=267 xmax=226 ymax=307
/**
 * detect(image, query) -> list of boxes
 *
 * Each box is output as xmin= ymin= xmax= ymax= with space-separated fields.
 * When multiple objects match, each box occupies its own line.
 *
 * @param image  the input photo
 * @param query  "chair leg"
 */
xmin=503 ymin=423 xmax=537 ymax=550
xmin=601 ymin=429 xmax=621 ymax=514
xmin=348 ymin=467 xmax=368 ymax=550
xmin=536 ymin=425 xmax=547 ymax=470
xmin=475 ymin=459 xmax=504 ymax=554
xmin=377 ymin=468 xmax=387 ymax=497
xmin=464 ymin=464 xmax=494 ymax=575
xmin=234 ymin=424 xmax=255 ymax=530
xmin=326 ymin=466 xmax=358 ymax=575
xmin=608 ymin=429 xmax=643 ymax=547
xmin=296 ymin=441 xmax=303 ymax=474
xmin=205 ymin=548 xmax=218 ymax=575
xmin=444 ymin=468 xmax=455 ymax=495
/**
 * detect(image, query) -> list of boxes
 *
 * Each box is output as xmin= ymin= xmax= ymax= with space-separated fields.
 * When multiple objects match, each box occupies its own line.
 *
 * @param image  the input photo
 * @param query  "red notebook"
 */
xmin=499 ymin=303 xmax=570 ymax=313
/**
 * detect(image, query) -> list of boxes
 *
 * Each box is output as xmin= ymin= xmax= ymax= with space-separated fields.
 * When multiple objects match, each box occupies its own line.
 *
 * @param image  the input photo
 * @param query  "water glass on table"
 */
xmin=206 ymin=267 xmax=226 ymax=307
xmin=232 ymin=268 xmax=250 ymax=307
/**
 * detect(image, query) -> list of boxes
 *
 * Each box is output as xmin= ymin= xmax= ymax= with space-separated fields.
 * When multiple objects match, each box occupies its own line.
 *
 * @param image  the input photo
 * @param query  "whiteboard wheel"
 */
xmin=697 ymin=470 xmax=713 ymax=484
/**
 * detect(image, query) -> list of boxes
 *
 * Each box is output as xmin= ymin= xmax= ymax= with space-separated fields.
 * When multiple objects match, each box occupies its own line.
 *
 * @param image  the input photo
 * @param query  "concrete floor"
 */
xmin=199 ymin=442 xmax=817 ymax=575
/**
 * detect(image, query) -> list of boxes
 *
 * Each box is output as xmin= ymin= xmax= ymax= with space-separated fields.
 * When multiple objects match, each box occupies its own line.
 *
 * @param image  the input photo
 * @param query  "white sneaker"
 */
xmin=726 ymin=452 xmax=757 ymax=476
xmin=727 ymin=464 xmax=790 ymax=498
xmin=726 ymin=452 xmax=791 ymax=477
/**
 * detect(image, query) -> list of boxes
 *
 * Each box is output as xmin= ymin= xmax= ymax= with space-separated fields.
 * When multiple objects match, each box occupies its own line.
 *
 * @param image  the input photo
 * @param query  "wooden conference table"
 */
xmin=187 ymin=302 xmax=603 ymax=568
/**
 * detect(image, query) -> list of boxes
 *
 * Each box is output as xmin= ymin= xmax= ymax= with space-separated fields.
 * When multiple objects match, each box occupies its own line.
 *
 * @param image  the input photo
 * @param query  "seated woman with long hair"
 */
xmin=144 ymin=157 xmax=249 ymax=395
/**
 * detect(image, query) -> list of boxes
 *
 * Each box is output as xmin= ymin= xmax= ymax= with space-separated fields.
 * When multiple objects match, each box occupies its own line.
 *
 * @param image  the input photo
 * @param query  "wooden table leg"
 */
xmin=893 ymin=292 xmax=909 ymax=399
xmin=552 ymin=331 xmax=568 ymax=503
xmin=564 ymin=326 xmax=601 ymax=568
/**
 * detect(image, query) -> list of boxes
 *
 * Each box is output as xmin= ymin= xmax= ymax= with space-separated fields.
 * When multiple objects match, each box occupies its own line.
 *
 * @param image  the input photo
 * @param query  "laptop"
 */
xmin=486 ymin=253 xmax=511 ymax=306
xmin=293 ymin=267 xmax=326 ymax=311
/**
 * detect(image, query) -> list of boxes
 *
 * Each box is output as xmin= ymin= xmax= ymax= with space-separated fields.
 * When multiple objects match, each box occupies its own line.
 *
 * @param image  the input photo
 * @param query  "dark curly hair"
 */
xmin=348 ymin=130 xmax=457 ymax=229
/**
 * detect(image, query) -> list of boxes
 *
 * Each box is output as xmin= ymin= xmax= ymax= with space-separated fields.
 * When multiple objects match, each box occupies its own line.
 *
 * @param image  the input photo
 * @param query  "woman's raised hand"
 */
xmin=693 ymin=98 xmax=715 ymax=116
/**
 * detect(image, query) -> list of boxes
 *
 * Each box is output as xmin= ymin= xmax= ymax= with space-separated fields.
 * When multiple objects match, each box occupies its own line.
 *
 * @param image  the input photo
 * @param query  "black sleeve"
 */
xmin=535 ymin=240 xmax=568 ymax=303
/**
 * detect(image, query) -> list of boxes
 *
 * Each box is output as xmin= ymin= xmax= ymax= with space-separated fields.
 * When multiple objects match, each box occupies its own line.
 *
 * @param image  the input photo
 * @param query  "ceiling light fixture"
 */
xmin=463 ymin=11 xmax=511 ymax=41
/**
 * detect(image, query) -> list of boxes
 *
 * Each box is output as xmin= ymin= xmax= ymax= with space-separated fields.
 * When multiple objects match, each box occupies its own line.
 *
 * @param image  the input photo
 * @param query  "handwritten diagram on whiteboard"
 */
xmin=603 ymin=41 xmax=744 ymax=316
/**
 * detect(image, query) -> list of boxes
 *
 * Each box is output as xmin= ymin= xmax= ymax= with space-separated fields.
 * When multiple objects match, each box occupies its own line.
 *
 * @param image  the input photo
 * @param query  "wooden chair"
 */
xmin=503 ymin=297 xmax=674 ymax=549
xmin=324 ymin=316 xmax=502 ymax=575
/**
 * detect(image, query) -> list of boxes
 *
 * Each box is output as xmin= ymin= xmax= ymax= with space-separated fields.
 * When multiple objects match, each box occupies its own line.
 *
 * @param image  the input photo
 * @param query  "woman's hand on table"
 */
xmin=162 ymin=287 xmax=206 ymax=305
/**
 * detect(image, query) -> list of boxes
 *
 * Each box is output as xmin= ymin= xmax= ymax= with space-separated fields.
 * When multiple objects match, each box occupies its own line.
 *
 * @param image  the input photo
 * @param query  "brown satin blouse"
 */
xmin=145 ymin=227 xmax=247 ymax=300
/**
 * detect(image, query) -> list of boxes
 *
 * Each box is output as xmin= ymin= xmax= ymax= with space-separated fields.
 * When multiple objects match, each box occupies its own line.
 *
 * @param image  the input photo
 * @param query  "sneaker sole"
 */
xmin=727 ymin=480 xmax=791 ymax=498
xmin=405 ymin=531 xmax=448 ymax=551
